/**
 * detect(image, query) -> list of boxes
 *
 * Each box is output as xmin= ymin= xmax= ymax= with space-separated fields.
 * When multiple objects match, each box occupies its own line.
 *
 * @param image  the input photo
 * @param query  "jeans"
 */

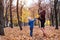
xmin=40 ymin=20 xmax=45 ymax=28
xmin=30 ymin=26 xmax=33 ymax=37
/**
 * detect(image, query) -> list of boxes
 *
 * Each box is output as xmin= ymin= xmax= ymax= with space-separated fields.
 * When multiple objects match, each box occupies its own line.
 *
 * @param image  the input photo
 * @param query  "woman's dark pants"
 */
xmin=40 ymin=19 xmax=45 ymax=28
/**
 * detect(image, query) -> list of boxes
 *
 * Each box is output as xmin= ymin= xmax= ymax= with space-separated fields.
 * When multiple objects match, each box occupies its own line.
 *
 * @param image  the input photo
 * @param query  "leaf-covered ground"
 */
xmin=0 ymin=26 xmax=60 ymax=40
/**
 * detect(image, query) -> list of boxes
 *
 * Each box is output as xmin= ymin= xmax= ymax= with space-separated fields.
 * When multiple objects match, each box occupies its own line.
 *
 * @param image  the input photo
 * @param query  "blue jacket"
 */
xmin=28 ymin=19 xmax=36 ymax=28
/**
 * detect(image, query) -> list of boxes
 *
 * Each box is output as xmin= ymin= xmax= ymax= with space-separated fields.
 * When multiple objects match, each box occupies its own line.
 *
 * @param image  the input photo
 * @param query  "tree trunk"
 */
xmin=54 ymin=0 xmax=58 ymax=29
xmin=51 ymin=8 xmax=54 ymax=26
xmin=17 ymin=0 xmax=22 ymax=30
xmin=0 ymin=0 xmax=4 ymax=35
xmin=5 ymin=0 xmax=9 ymax=27
xmin=5 ymin=7 xmax=8 ymax=27
xmin=59 ymin=9 xmax=60 ymax=26
xmin=10 ymin=0 xmax=13 ymax=28
xmin=38 ymin=0 xmax=41 ymax=28
xmin=58 ymin=3 xmax=60 ymax=26
xmin=20 ymin=5 xmax=23 ymax=26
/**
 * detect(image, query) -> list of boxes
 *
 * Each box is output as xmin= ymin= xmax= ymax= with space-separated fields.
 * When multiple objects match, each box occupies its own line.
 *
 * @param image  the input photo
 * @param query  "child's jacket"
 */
xmin=28 ymin=19 xmax=36 ymax=28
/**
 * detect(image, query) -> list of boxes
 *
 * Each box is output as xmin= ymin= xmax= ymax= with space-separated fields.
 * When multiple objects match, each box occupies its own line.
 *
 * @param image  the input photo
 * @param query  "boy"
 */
xmin=28 ymin=17 xmax=36 ymax=37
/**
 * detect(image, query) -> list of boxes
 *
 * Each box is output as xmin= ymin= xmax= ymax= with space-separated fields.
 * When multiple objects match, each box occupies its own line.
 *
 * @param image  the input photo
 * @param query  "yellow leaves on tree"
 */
xmin=22 ymin=8 xmax=30 ymax=22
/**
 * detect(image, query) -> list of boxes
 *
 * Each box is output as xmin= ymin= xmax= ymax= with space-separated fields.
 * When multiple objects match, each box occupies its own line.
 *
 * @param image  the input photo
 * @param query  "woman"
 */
xmin=38 ymin=7 xmax=46 ymax=36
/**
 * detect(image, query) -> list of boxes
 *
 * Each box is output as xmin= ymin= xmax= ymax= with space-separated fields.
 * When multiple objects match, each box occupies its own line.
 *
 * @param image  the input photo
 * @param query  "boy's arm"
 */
xmin=28 ymin=20 xmax=30 ymax=25
xmin=34 ymin=18 xmax=37 ymax=21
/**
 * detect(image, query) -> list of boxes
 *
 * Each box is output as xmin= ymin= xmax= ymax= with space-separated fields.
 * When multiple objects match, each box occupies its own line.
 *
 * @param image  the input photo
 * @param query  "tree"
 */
xmin=5 ymin=0 xmax=9 ymax=27
xmin=57 ymin=1 xmax=60 ymax=26
xmin=51 ymin=8 xmax=54 ymax=26
xmin=17 ymin=0 xmax=22 ymax=30
xmin=54 ymin=0 xmax=58 ymax=29
xmin=20 ymin=1 xmax=25 ymax=26
xmin=0 ymin=0 xmax=5 ymax=35
xmin=38 ymin=0 xmax=41 ymax=28
xmin=10 ymin=0 xmax=13 ymax=28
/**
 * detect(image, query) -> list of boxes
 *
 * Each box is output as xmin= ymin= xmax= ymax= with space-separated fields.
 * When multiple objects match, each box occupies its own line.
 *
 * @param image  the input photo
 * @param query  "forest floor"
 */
xmin=0 ymin=26 xmax=60 ymax=40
